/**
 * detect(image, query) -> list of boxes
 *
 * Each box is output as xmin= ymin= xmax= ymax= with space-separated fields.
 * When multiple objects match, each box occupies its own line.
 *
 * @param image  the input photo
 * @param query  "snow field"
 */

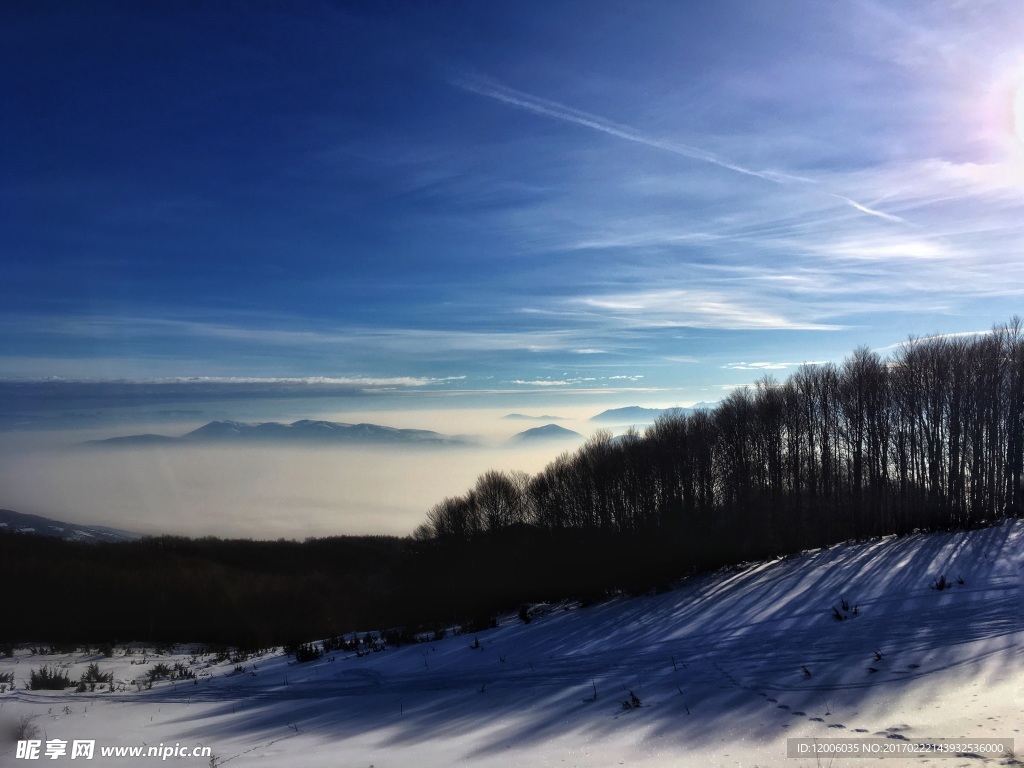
xmin=1 ymin=520 xmax=1021 ymax=767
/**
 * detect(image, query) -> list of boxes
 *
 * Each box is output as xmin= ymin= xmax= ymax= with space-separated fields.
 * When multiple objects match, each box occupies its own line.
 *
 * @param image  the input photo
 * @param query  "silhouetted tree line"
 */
xmin=411 ymin=319 xmax=1024 ymax=589
xmin=6 ymin=320 xmax=1022 ymax=647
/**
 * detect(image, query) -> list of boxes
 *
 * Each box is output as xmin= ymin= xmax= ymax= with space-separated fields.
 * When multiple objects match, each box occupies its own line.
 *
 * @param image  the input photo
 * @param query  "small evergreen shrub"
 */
xmin=146 ymin=662 xmax=173 ymax=681
xmin=293 ymin=643 xmax=322 ymax=663
xmin=81 ymin=662 xmax=113 ymax=683
xmin=78 ymin=662 xmax=113 ymax=691
xmin=621 ymin=691 xmax=642 ymax=709
xmin=383 ymin=627 xmax=411 ymax=648
xmin=29 ymin=665 xmax=73 ymax=690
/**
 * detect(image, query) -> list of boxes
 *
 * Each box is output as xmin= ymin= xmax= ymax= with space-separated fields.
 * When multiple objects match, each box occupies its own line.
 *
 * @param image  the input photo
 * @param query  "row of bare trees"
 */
xmin=415 ymin=320 xmax=1024 ymax=568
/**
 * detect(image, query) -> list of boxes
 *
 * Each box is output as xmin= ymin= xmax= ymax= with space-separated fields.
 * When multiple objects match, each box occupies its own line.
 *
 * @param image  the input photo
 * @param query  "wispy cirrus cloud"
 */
xmin=1 ymin=312 xmax=593 ymax=356
xmin=812 ymin=236 xmax=959 ymax=262
xmin=508 ymin=374 xmax=646 ymax=388
xmin=839 ymin=159 xmax=1024 ymax=214
xmin=872 ymin=329 xmax=998 ymax=352
xmin=722 ymin=361 xmax=829 ymax=371
xmin=130 ymin=375 xmax=467 ymax=387
xmin=570 ymin=289 xmax=844 ymax=331
xmin=568 ymin=230 xmax=722 ymax=251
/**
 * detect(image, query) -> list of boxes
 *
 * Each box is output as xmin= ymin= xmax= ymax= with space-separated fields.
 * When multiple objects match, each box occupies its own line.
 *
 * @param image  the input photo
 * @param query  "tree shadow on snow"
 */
xmin=157 ymin=522 xmax=1022 ymax=762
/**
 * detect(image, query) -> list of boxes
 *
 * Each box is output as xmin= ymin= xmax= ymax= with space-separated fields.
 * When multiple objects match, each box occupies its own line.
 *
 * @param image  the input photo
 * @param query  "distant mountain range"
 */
xmin=83 ymin=410 xmax=722 ymax=450
xmin=589 ymin=403 xmax=718 ymax=424
xmin=85 ymin=419 xmax=474 ymax=447
xmin=0 ymin=509 xmax=141 ymax=543
xmin=508 ymin=424 xmax=583 ymax=444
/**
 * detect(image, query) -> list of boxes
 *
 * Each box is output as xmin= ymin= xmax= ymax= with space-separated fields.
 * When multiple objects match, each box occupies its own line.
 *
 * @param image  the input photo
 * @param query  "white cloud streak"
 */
xmin=872 ymin=329 xmax=998 ymax=351
xmin=813 ymin=236 xmax=958 ymax=262
xmin=453 ymin=74 xmax=905 ymax=224
xmin=723 ymin=361 xmax=830 ymax=371
xmin=121 ymin=375 xmax=467 ymax=387
xmin=453 ymin=75 xmax=799 ymax=184
xmin=833 ymin=194 xmax=906 ymax=223
xmin=3 ymin=312 xmax=595 ymax=356
xmin=572 ymin=289 xmax=844 ymax=331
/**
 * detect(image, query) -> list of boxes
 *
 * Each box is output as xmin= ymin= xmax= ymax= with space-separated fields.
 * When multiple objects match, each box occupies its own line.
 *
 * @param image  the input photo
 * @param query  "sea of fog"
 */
xmin=0 ymin=401 xmax=616 ymax=539
xmin=0 ymin=443 xmax=576 ymax=539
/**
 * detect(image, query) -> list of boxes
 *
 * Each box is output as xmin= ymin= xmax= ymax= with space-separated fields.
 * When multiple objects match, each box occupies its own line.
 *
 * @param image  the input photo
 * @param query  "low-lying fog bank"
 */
xmin=0 ymin=442 xmax=576 ymax=539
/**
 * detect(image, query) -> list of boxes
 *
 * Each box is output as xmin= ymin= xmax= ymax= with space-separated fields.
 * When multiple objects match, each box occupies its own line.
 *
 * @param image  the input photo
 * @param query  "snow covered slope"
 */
xmin=0 ymin=509 xmax=141 ymax=543
xmin=1 ymin=520 xmax=1020 ymax=767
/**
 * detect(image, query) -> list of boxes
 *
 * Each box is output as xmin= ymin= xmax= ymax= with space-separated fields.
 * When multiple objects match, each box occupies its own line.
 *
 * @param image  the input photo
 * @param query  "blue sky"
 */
xmin=5 ymin=1 xmax=1024 ymax=414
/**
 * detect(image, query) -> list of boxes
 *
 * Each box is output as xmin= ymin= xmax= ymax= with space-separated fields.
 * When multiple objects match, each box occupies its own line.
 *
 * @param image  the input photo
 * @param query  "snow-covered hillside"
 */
xmin=2 ymin=521 xmax=1021 ymax=767
xmin=0 ymin=509 xmax=141 ymax=544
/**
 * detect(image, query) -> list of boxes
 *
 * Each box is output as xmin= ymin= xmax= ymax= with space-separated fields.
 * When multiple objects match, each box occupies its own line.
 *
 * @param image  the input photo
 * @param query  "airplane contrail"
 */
xmin=454 ymin=75 xmax=795 ymax=183
xmin=453 ymin=74 xmax=904 ymax=224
